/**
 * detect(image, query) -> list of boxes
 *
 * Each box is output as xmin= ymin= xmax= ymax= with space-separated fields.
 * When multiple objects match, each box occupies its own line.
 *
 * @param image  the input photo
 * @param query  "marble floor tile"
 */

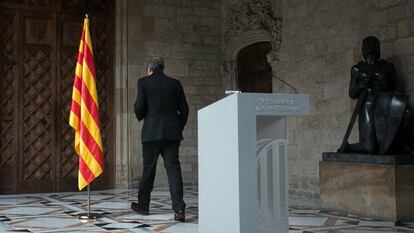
xmin=289 ymin=216 xmax=328 ymax=226
xmin=160 ymin=223 xmax=198 ymax=233
xmin=151 ymin=191 xmax=172 ymax=196
xmin=301 ymin=225 xmax=358 ymax=232
xmin=34 ymin=225 xmax=110 ymax=233
xmin=91 ymin=201 xmax=131 ymax=209
xmin=290 ymin=209 xmax=320 ymax=214
xmin=338 ymin=229 xmax=402 ymax=233
xmin=0 ymin=198 xmax=37 ymax=205
xmin=128 ymin=228 xmax=158 ymax=233
xmin=124 ymin=213 xmax=175 ymax=221
xmin=11 ymin=217 xmax=89 ymax=229
xmin=101 ymin=222 xmax=142 ymax=229
xmin=0 ymin=189 xmax=412 ymax=233
xmin=359 ymin=220 xmax=395 ymax=227
xmin=0 ymin=221 xmax=13 ymax=230
xmin=62 ymin=194 xmax=113 ymax=201
xmin=0 ymin=206 xmax=60 ymax=216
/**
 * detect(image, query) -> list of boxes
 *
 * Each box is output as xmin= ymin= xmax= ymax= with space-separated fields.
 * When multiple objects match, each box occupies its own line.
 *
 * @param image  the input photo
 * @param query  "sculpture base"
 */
xmin=320 ymin=152 xmax=414 ymax=222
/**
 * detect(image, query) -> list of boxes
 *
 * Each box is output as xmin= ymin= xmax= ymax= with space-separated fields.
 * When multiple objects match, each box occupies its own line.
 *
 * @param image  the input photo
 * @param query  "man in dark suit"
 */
xmin=131 ymin=57 xmax=189 ymax=222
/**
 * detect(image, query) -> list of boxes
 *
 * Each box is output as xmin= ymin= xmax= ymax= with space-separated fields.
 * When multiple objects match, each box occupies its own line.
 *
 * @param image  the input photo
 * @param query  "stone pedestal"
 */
xmin=320 ymin=152 xmax=414 ymax=222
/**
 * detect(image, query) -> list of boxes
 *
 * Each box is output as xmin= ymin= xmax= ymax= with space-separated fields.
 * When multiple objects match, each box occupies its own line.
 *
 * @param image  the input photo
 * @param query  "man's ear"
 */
xmin=147 ymin=67 xmax=153 ymax=75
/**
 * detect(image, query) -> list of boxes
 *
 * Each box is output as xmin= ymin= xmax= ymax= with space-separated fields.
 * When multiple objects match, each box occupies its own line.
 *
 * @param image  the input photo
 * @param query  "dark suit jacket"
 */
xmin=134 ymin=70 xmax=189 ymax=142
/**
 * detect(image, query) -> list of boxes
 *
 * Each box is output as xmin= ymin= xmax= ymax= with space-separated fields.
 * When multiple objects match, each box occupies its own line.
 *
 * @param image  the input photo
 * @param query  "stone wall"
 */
xmin=274 ymin=0 xmax=414 ymax=198
xmin=115 ymin=0 xmax=223 ymax=189
xmin=114 ymin=0 xmax=414 ymax=200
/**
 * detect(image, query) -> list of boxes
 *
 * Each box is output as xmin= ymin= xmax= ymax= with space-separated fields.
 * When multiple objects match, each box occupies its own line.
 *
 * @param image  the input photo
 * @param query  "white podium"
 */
xmin=198 ymin=93 xmax=309 ymax=233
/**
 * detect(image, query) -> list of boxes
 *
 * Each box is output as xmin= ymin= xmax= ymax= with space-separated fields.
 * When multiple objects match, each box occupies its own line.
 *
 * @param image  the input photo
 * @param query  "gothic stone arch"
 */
xmin=222 ymin=0 xmax=282 ymax=91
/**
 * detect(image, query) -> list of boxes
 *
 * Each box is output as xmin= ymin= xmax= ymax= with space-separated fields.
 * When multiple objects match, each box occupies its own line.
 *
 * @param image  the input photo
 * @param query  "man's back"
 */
xmin=134 ymin=70 xmax=189 ymax=142
xmin=132 ymin=57 xmax=187 ymax=222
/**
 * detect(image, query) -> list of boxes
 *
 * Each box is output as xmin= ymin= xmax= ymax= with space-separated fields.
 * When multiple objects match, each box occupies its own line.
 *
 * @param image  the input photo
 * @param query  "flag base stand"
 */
xmin=76 ymin=184 xmax=104 ymax=221
xmin=77 ymin=212 xmax=104 ymax=220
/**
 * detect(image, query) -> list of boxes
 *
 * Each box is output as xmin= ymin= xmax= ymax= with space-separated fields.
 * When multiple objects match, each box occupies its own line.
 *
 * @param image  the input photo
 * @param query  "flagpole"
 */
xmin=73 ymin=12 xmax=104 ymax=221
xmin=87 ymin=184 xmax=91 ymax=217
xmin=78 ymin=184 xmax=103 ymax=221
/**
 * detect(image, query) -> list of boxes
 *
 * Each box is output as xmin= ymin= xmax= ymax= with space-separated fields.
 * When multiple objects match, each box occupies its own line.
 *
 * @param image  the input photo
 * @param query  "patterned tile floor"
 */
xmin=0 ymin=188 xmax=413 ymax=232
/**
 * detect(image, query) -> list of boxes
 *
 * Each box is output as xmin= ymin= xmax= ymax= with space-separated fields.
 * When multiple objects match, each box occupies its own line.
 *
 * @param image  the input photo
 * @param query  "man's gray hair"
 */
xmin=147 ymin=57 xmax=165 ymax=72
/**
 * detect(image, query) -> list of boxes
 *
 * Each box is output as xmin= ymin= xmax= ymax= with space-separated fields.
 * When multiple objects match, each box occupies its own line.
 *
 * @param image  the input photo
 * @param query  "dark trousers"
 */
xmin=138 ymin=140 xmax=186 ymax=212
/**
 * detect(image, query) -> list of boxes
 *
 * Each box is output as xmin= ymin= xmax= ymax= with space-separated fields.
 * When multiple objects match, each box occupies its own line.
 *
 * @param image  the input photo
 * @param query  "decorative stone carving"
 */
xmin=223 ymin=0 xmax=282 ymax=54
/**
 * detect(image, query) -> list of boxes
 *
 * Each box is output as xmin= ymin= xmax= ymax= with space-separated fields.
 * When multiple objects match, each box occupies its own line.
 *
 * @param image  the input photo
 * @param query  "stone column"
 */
xmin=114 ymin=0 xmax=129 ymax=188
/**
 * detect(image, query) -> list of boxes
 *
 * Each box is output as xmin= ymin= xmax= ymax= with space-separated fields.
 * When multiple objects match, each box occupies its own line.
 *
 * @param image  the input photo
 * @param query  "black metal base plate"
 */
xmin=77 ymin=212 xmax=105 ymax=221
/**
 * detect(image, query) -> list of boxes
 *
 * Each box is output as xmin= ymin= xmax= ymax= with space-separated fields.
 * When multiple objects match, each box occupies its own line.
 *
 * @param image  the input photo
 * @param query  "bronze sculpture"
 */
xmin=338 ymin=36 xmax=413 ymax=154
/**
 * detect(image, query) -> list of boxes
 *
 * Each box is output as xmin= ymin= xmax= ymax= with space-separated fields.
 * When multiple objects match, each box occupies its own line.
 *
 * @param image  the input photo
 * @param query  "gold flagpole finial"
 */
xmin=85 ymin=14 xmax=89 ymax=19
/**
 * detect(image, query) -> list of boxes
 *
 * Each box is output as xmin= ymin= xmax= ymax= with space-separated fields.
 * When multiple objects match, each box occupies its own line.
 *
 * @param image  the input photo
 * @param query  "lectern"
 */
xmin=198 ymin=93 xmax=309 ymax=233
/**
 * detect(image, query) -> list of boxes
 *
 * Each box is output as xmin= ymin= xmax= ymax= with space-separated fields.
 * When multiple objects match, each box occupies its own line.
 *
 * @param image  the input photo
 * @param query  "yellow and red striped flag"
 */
xmin=69 ymin=16 xmax=104 ymax=191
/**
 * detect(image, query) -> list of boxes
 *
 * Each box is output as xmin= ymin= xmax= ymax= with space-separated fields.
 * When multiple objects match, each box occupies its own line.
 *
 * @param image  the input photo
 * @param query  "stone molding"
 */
xmin=225 ymin=29 xmax=272 ymax=60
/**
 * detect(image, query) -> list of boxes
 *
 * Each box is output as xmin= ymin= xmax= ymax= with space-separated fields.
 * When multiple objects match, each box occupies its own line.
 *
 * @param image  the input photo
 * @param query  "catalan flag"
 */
xmin=69 ymin=16 xmax=104 ymax=191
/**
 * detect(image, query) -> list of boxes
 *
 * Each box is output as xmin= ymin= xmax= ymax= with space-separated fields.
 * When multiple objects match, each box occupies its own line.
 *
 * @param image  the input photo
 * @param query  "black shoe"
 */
xmin=174 ymin=210 xmax=185 ymax=222
xmin=131 ymin=202 xmax=149 ymax=215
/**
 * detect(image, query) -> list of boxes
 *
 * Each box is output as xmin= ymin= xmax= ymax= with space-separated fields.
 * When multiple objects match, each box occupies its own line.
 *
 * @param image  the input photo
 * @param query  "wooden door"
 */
xmin=0 ymin=0 xmax=114 ymax=194
xmin=237 ymin=42 xmax=273 ymax=93
xmin=0 ymin=9 xmax=19 ymax=194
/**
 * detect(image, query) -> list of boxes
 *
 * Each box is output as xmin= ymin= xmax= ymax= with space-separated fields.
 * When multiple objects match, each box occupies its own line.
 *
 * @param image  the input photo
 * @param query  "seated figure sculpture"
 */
xmin=338 ymin=36 xmax=413 ymax=154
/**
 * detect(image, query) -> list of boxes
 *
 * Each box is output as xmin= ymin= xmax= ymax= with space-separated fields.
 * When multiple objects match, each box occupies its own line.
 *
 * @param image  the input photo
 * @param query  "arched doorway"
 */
xmin=237 ymin=42 xmax=272 ymax=93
